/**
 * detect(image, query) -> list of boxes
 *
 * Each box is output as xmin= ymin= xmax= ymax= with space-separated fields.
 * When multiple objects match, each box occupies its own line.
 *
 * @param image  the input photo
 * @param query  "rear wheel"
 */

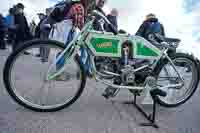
xmin=3 ymin=39 xmax=86 ymax=112
xmin=154 ymin=53 xmax=199 ymax=108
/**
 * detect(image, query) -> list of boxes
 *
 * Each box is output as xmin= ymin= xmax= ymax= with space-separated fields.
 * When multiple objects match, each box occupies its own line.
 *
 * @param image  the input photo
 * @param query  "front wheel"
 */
xmin=154 ymin=53 xmax=199 ymax=108
xmin=3 ymin=39 xmax=86 ymax=112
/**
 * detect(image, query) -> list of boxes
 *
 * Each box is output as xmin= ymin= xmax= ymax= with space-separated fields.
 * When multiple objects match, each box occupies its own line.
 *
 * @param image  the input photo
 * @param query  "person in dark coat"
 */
xmin=0 ymin=14 xmax=6 ymax=49
xmin=35 ymin=13 xmax=46 ymax=39
xmin=35 ymin=9 xmax=52 ymax=62
xmin=136 ymin=13 xmax=166 ymax=51
xmin=93 ymin=1 xmax=118 ymax=34
xmin=93 ymin=0 xmax=107 ymax=31
xmin=13 ymin=3 xmax=31 ymax=54
xmin=136 ymin=13 xmax=165 ymax=39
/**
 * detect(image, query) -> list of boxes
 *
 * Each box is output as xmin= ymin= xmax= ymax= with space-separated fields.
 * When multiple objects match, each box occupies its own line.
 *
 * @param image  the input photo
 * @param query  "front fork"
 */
xmin=158 ymin=51 xmax=185 ymax=89
xmin=164 ymin=53 xmax=185 ymax=88
xmin=46 ymin=44 xmax=76 ymax=80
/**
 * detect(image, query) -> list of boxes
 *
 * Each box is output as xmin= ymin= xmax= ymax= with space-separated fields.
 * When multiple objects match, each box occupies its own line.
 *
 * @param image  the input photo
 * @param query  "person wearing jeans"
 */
xmin=51 ymin=0 xmax=85 ymax=80
xmin=13 ymin=3 xmax=32 ymax=54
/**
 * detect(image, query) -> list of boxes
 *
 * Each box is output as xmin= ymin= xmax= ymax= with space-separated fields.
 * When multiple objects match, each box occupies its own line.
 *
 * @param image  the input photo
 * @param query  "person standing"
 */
xmin=36 ymin=9 xmax=52 ymax=62
xmin=136 ymin=13 xmax=165 ymax=41
xmin=35 ymin=13 xmax=46 ymax=39
xmin=35 ymin=13 xmax=47 ymax=59
xmin=0 ymin=14 xmax=6 ymax=50
xmin=13 ymin=3 xmax=31 ymax=54
xmin=89 ymin=0 xmax=120 ymax=98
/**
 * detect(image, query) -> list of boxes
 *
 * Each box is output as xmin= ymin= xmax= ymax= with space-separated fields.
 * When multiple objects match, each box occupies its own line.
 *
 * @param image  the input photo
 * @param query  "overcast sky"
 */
xmin=0 ymin=0 xmax=200 ymax=58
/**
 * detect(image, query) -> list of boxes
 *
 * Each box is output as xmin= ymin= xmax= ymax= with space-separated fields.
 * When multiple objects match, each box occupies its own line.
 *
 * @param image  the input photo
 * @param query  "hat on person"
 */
xmin=146 ymin=13 xmax=156 ymax=20
xmin=16 ymin=3 xmax=25 ymax=9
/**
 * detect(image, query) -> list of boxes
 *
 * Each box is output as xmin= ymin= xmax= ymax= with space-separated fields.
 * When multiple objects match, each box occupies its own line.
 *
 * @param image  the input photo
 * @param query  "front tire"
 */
xmin=3 ymin=39 xmax=87 ymax=112
xmin=154 ymin=53 xmax=199 ymax=108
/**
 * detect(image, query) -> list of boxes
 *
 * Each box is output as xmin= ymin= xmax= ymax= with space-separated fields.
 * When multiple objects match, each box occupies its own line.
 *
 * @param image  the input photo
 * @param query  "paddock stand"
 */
xmin=122 ymin=89 xmax=167 ymax=129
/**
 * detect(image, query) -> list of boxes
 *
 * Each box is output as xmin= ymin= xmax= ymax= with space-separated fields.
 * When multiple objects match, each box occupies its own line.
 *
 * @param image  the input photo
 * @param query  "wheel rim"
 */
xmin=8 ymin=43 xmax=83 ymax=110
xmin=157 ymin=57 xmax=197 ymax=105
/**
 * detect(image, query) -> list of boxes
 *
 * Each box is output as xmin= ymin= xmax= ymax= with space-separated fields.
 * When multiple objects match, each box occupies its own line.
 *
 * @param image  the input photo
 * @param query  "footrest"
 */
xmin=150 ymin=89 xmax=167 ymax=97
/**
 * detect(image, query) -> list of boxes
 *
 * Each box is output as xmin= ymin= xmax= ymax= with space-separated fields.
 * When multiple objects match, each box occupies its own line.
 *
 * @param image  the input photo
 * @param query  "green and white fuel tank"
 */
xmin=86 ymin=31 xmax=162 ymax=59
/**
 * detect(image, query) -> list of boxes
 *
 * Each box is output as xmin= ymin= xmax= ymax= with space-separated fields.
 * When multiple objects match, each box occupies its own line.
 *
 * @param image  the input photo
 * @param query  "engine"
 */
xmin=95 ymin=56 xmax=152 ymax=85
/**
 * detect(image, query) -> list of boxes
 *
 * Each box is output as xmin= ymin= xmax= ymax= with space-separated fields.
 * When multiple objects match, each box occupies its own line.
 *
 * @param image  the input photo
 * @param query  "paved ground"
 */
xmin=0 ymin=48 xmax=200 ymax=133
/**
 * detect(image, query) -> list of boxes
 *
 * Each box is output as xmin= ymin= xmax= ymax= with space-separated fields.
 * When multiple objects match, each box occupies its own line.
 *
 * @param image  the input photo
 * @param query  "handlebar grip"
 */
xmin=150 ymin=89 xmax=167 ymax=98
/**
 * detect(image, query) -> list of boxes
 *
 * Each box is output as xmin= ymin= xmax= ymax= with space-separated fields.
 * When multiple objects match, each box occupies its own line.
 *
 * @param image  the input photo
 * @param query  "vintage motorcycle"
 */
xmin=3 ymin=10 xmax=199 ymax=112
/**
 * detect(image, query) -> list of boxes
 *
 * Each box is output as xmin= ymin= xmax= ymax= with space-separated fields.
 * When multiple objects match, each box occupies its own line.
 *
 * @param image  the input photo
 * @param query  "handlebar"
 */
xmin=91 ymin=10 xmax=118 ymax=35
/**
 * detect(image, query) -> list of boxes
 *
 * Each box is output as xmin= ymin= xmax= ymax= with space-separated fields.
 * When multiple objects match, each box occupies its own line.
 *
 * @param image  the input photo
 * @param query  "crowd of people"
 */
xmin=0 ymin=3 xmax=33 ymax=53
xmin=0 ymin=4 xmax=53 ymax=53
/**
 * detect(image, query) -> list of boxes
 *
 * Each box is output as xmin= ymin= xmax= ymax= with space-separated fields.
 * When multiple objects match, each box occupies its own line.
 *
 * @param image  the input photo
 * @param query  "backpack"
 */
xmin=144 ymin=21 xmax=162 ymax=39
xmin=49 ymin=0 xmax=74 ymax=23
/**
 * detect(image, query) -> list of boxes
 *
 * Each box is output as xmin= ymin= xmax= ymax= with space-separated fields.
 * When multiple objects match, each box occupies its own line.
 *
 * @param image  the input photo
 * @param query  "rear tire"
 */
xmin=153 ymin=53 xmax=199 ymax=108
xmin=3 ymin=39 xmax=87 ymax=112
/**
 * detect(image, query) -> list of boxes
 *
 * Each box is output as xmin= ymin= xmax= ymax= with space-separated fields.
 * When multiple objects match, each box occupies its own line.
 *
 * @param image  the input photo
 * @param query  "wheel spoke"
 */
xmin=5 ymin=40 xmax=85 ymax=111
xmin=156 ymin=55 xmax=198 ymax=106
